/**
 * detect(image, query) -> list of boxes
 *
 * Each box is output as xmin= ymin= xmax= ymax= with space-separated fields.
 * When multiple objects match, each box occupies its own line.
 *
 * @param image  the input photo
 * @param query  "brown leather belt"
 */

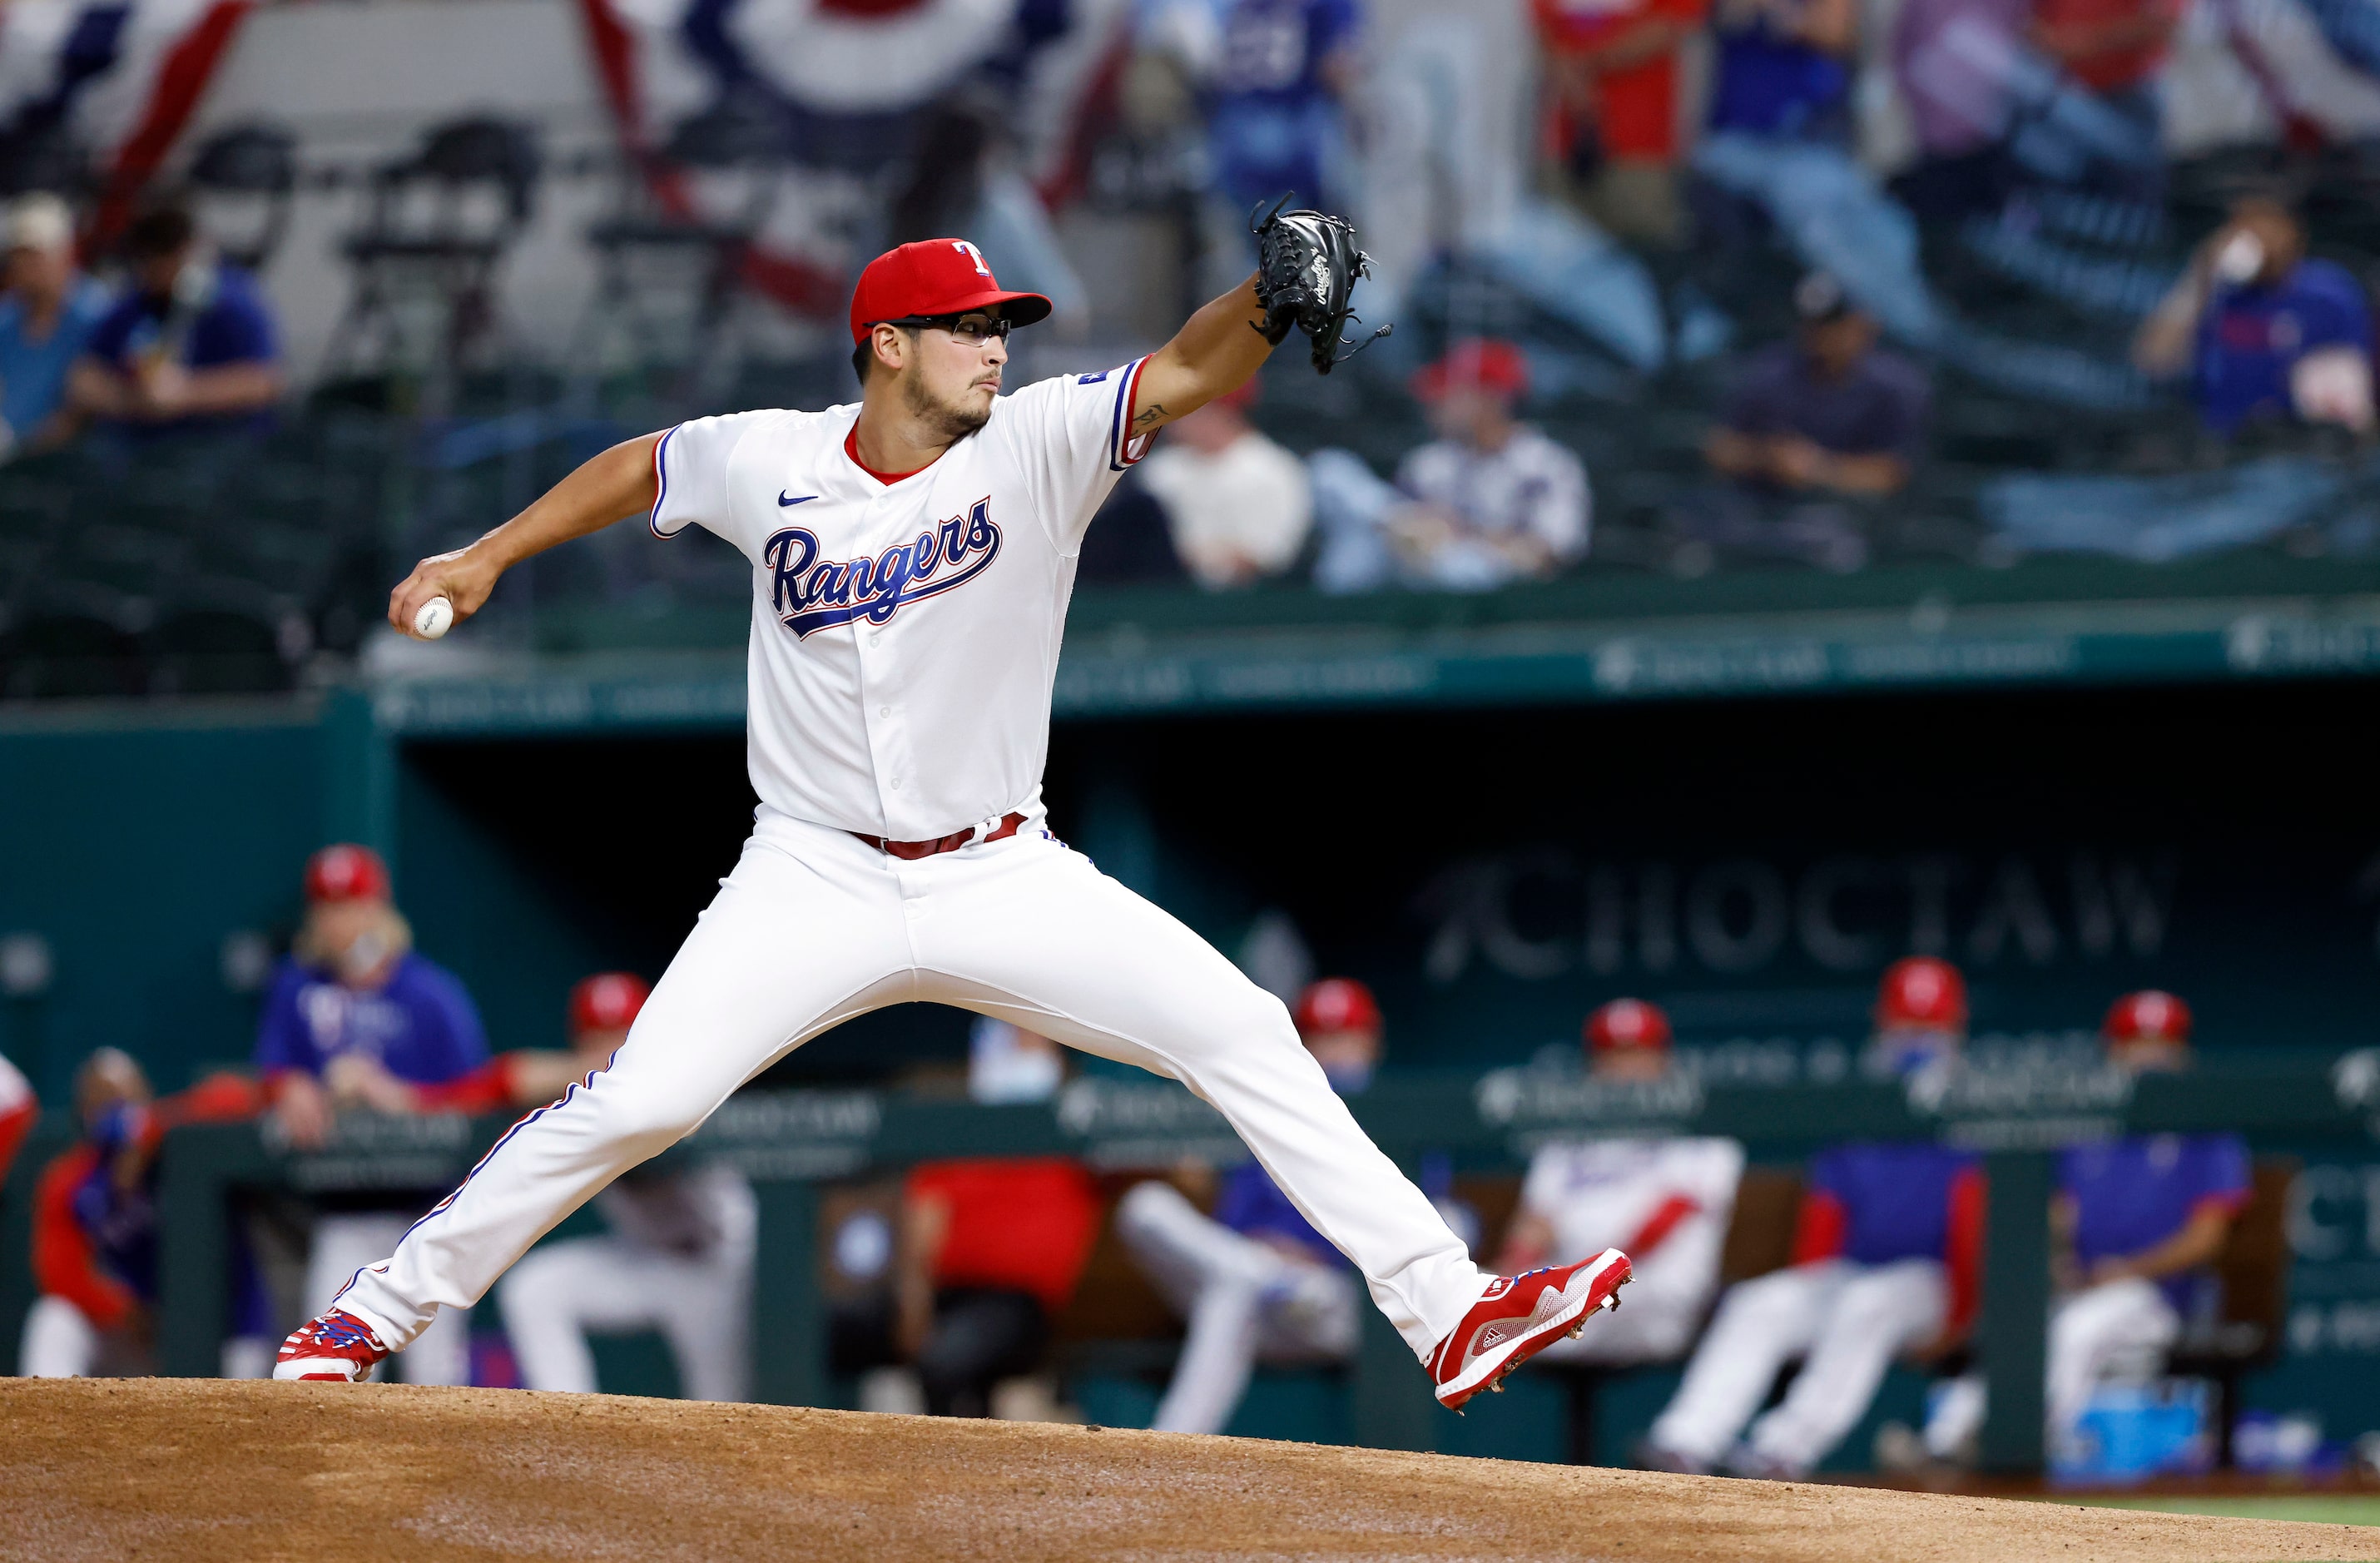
xmin=852 ymin=811 xmax=1027 ymax=861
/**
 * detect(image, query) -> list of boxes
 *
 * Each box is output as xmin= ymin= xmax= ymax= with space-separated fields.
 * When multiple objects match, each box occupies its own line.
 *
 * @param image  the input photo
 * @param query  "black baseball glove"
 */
xmin=1250 ymin=196 xmax=1391 ymax=375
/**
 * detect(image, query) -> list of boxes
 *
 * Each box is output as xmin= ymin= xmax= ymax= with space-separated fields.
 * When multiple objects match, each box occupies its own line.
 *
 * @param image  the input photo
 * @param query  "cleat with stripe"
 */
xmin=1427 ymin=1249 xmax=1631 ymax=1412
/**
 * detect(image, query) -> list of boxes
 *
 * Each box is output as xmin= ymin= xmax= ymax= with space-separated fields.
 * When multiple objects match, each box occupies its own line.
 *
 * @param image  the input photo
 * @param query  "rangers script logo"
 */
xmin=763 ymin=497 xmax=1000 ymax=638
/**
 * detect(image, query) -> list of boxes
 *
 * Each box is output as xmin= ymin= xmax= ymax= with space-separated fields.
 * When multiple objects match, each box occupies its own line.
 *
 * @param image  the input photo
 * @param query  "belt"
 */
xmin=852 ymin=811 xmax=1027 ymax=861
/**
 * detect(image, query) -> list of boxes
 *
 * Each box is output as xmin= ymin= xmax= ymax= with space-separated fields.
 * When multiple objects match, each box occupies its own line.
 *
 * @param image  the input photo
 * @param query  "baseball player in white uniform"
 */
xmin=1497 ymin=1000 xmax=1741 ymax=1366
xmin=274 ymin=234 xmax=1631 ymax=1409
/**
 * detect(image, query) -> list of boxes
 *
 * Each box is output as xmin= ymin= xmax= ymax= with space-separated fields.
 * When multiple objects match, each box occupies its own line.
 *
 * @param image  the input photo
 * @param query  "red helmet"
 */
xmin=304 ymin=843 xmax=389 ymax=904
xmin=1587 ymin=998 xmax=1672 ymax=1054
xmin=570 ymin=972 xmax=651 ymax=1035
xmin=2104 ymin=990 xmax=2190 ymax=1046
xmin=1876 ymin=955 xmax=1967 ymax=1030
xmin=1294 ymin=978 xmax=1381 ymax=1037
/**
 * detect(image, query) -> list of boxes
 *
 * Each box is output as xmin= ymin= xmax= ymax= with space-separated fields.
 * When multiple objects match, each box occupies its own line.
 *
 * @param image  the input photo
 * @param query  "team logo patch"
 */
xmin=764 ymin=497 xmax=1002 ymax=638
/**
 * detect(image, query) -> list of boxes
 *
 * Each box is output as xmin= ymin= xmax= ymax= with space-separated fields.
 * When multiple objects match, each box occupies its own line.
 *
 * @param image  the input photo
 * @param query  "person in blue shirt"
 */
xmin=0 ymin=194 xmax=111 ymax=459
xmin=1642 ymin=958 xmax=1984 ymax=1478
xmin=1921 ymin=990 xmax=2250 ymax=1465
xmin=1117 ymin=977 xmax=1392 ymax=1435
xmin=255 ymin=841 xmax=489 ymax=1387
xmin=1706 ymin=0 xmax=1856 ymax=142
xmin=67 ymin=203 xmax=283 ymax=440
xmin=1204 ymin=0 xmax=1363 ymax=216
xmin=2135 ymin=197 xmax=2376 ymax=437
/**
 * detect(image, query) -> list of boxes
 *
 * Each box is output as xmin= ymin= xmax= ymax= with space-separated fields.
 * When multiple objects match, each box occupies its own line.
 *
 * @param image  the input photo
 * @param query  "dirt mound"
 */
xmin=1 ymin=1379 xmax=2372 ymax=1562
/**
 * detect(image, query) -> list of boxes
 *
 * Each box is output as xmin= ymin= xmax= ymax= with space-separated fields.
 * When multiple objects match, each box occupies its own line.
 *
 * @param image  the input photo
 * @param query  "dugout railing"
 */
xmin=0 ymin=1053 xmax=2365 ymax=1473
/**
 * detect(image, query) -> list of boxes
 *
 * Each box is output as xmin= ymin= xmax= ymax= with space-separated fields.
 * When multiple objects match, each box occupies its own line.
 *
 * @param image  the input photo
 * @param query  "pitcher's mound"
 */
xmin=2 ymin=1379 xmax=2372 ymax=1562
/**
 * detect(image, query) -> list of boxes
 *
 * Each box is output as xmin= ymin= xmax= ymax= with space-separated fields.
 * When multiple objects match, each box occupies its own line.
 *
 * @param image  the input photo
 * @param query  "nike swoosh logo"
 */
xmin=779 ymin=492 xmax=818 ymax=506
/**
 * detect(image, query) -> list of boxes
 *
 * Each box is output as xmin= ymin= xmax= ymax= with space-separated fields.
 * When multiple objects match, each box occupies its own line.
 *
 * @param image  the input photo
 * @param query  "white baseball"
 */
xmin=413 ymin=597 xmax=454 ymax=640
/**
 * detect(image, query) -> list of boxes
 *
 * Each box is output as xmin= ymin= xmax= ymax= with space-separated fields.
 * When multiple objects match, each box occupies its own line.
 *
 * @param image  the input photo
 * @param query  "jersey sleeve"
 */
xmin=648 ymin=409 xmax=779 ymax=549
xmin=33 ymin=1147 xmax=136 ymax=1331
xmin=415 ymin=964 xmax=492 ymax=1083
xmin=2190 ymin=1134 xmax=2254 ymax=1218
xmin=1002 ymin=360 xmax=1156 ymax=553
xmin=1528 ymin=440 xmax=1592 ymax=561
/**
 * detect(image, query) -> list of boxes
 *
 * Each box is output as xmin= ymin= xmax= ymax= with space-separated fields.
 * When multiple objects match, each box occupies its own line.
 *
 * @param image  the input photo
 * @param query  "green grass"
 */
xmin=2053 ymin=1495 xmax=2380 ymax=1526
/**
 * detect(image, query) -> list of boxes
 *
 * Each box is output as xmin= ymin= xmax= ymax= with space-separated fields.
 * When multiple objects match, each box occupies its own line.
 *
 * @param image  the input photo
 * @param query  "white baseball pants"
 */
xmin=1648 ymin=1258 xmax=1947 ymax=1474
xmin=20 ymin=1295 xmax=102 ymax=1377
xmin=1116 ymin=1179 xmax=1361 ymax=1435
xmin=1921 ymin=1277 xmax=2181 ymax=1459
xmin=498 ymin=1235 xmax=751 ymax=1402
xmin=310 ymin=1211 xmax=472 ymax=1387
xmin=336 ymin=811 xmax=1486 ymax=1362
xmin=21 ymin=1294 xmax=269 ymax=1379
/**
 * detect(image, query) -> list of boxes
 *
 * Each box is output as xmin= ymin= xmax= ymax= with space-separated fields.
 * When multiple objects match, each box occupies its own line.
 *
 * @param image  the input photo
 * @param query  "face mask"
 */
xmin=969 ymin=1020 xmax=1064 ymax=1104
xmin=1321 ymin=1058 xmax=1375 ymax=1095
xmin=2214 ymin=231 xmax=2265 ymax=285
xmin=338 ymin=930 xmax=389 ymax=984
xmin=1868 ymin=1030 xmax=1957 ymax=1077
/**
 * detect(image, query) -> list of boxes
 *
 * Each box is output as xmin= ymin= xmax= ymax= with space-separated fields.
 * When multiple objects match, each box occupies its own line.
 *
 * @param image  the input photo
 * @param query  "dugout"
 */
xmin=6 ymin=619 xmax=2380 ymax=1467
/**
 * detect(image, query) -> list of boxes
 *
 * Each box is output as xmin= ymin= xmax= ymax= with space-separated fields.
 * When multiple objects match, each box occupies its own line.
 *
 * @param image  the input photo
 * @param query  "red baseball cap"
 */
xmin=1587 ymin=998 xmax=1672 ymax=1054
xmin=1876 ymin=955 xmax=1968 ymax=1030
xmin=848 ymin=239 xmax=1052 ymax=346
xmin=304 ymin=843 xmax=389 ymax=904
xmin=1411 ymin=338 xmax=1528 ymax=403
xmin=2105 ymin=990 xmax=2191 ymax=1046
xmin=570 ymin=971 xmax=651 ymax=1034
xmin=1294 ymin=978 xmax=1382 ymax=1036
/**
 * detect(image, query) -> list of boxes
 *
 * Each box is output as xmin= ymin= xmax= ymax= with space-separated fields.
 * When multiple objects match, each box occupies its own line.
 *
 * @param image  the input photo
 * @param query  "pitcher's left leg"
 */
xmin=909 ymin=836 xmax=1485 ymax=1357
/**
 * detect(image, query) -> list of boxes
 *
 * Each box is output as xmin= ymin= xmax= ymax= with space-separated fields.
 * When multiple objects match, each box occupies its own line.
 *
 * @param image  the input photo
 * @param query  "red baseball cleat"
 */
xmin=1428 ymin=1248 xmax=1631 ymax=1411
xmin=274 ymin=1308 xmax=390 ymax=1382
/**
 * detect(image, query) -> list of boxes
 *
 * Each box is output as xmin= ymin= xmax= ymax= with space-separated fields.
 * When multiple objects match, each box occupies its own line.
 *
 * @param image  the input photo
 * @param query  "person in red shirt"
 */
xmin=893 ymin=1026 xmax=1101 ymax=1418
xmin=21 ymin=1049 xmax=264 ymax=1377
xmin=1536 ymin=0 xmax=1711 ymax=246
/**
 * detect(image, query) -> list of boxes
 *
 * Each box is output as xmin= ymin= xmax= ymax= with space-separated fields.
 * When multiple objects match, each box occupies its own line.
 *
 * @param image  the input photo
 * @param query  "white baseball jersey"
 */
xmin=1520 ymin=1136 xmax=1743 ymax=1293
xmin=649 ymin=360 xmax=1153 ymax=840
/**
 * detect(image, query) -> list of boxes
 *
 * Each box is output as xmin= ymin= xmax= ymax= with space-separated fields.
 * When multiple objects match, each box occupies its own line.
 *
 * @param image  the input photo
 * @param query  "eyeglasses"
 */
xmin=871 ymin=312 xmax=1011 ymax=346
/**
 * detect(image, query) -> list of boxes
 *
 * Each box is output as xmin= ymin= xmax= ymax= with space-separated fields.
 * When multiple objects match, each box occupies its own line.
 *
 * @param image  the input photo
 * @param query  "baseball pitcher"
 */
xmin=274 ymin=213 xmax=1632 ymax=1411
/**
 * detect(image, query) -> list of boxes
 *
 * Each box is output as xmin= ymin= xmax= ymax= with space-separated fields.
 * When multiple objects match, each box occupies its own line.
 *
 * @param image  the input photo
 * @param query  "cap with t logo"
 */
xmin=848 ymin=239 xmax=1054 ymax=345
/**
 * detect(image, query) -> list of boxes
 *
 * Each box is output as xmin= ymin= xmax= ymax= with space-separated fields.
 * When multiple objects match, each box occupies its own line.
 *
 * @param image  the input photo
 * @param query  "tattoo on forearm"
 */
xmin=1133 ymin=403 xmax=1167 ymax=429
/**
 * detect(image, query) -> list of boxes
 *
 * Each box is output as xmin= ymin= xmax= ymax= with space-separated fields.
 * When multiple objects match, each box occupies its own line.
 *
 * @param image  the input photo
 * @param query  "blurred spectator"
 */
xmin=1865 ymin=955 xmax=1967 ymax=1079
xmin=1499 ymin=1000 xmax=1743 ymax=1366
xmin=1535 ymin=0 xmax=1708 ymax=247
xmin=1706 ymin=0 xmax=1857 ymax=142
xmin=1310 ymin=340 xmax=1590 ymax=593
xmin=495 ymin=975 xmax=756 ymax=1402
xmin=1136 ymin=380 xmax=1312 ymax=588
xmin=1639 ymin=960 xmax=1980 ymax=1478
xmin=1916 ymin=992 xmax=2249 ymax=1466
xmin=896 ymin=1026 xmax=1100 ymax=1417
xmin=255 ymin=842 xmax=489 ymax=1387
xmin=20 ymin=1049 xmax=265 ymax=1378
xmin=67 ymin=203 xmax=283 ymax=439
xmin=2135 ymin=198 xmax=2375 ymax=438
xmin=1115 ymin=977 xmax=1383 ymax=1435
xmin=1205 ymin=0 xmax=1363 ymax=217
xmin=0 ymin=193 xmax=109 ymax=459
xmin=1707 ymin=274 xmax=1928 ymax=500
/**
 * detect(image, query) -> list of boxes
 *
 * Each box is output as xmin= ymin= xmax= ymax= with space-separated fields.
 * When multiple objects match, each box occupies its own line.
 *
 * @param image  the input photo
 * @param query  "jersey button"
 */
xmin=890 ymin=779 xmax=901 ymax=790
xmin=880 ymin=706 xmax=890 ymax=717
